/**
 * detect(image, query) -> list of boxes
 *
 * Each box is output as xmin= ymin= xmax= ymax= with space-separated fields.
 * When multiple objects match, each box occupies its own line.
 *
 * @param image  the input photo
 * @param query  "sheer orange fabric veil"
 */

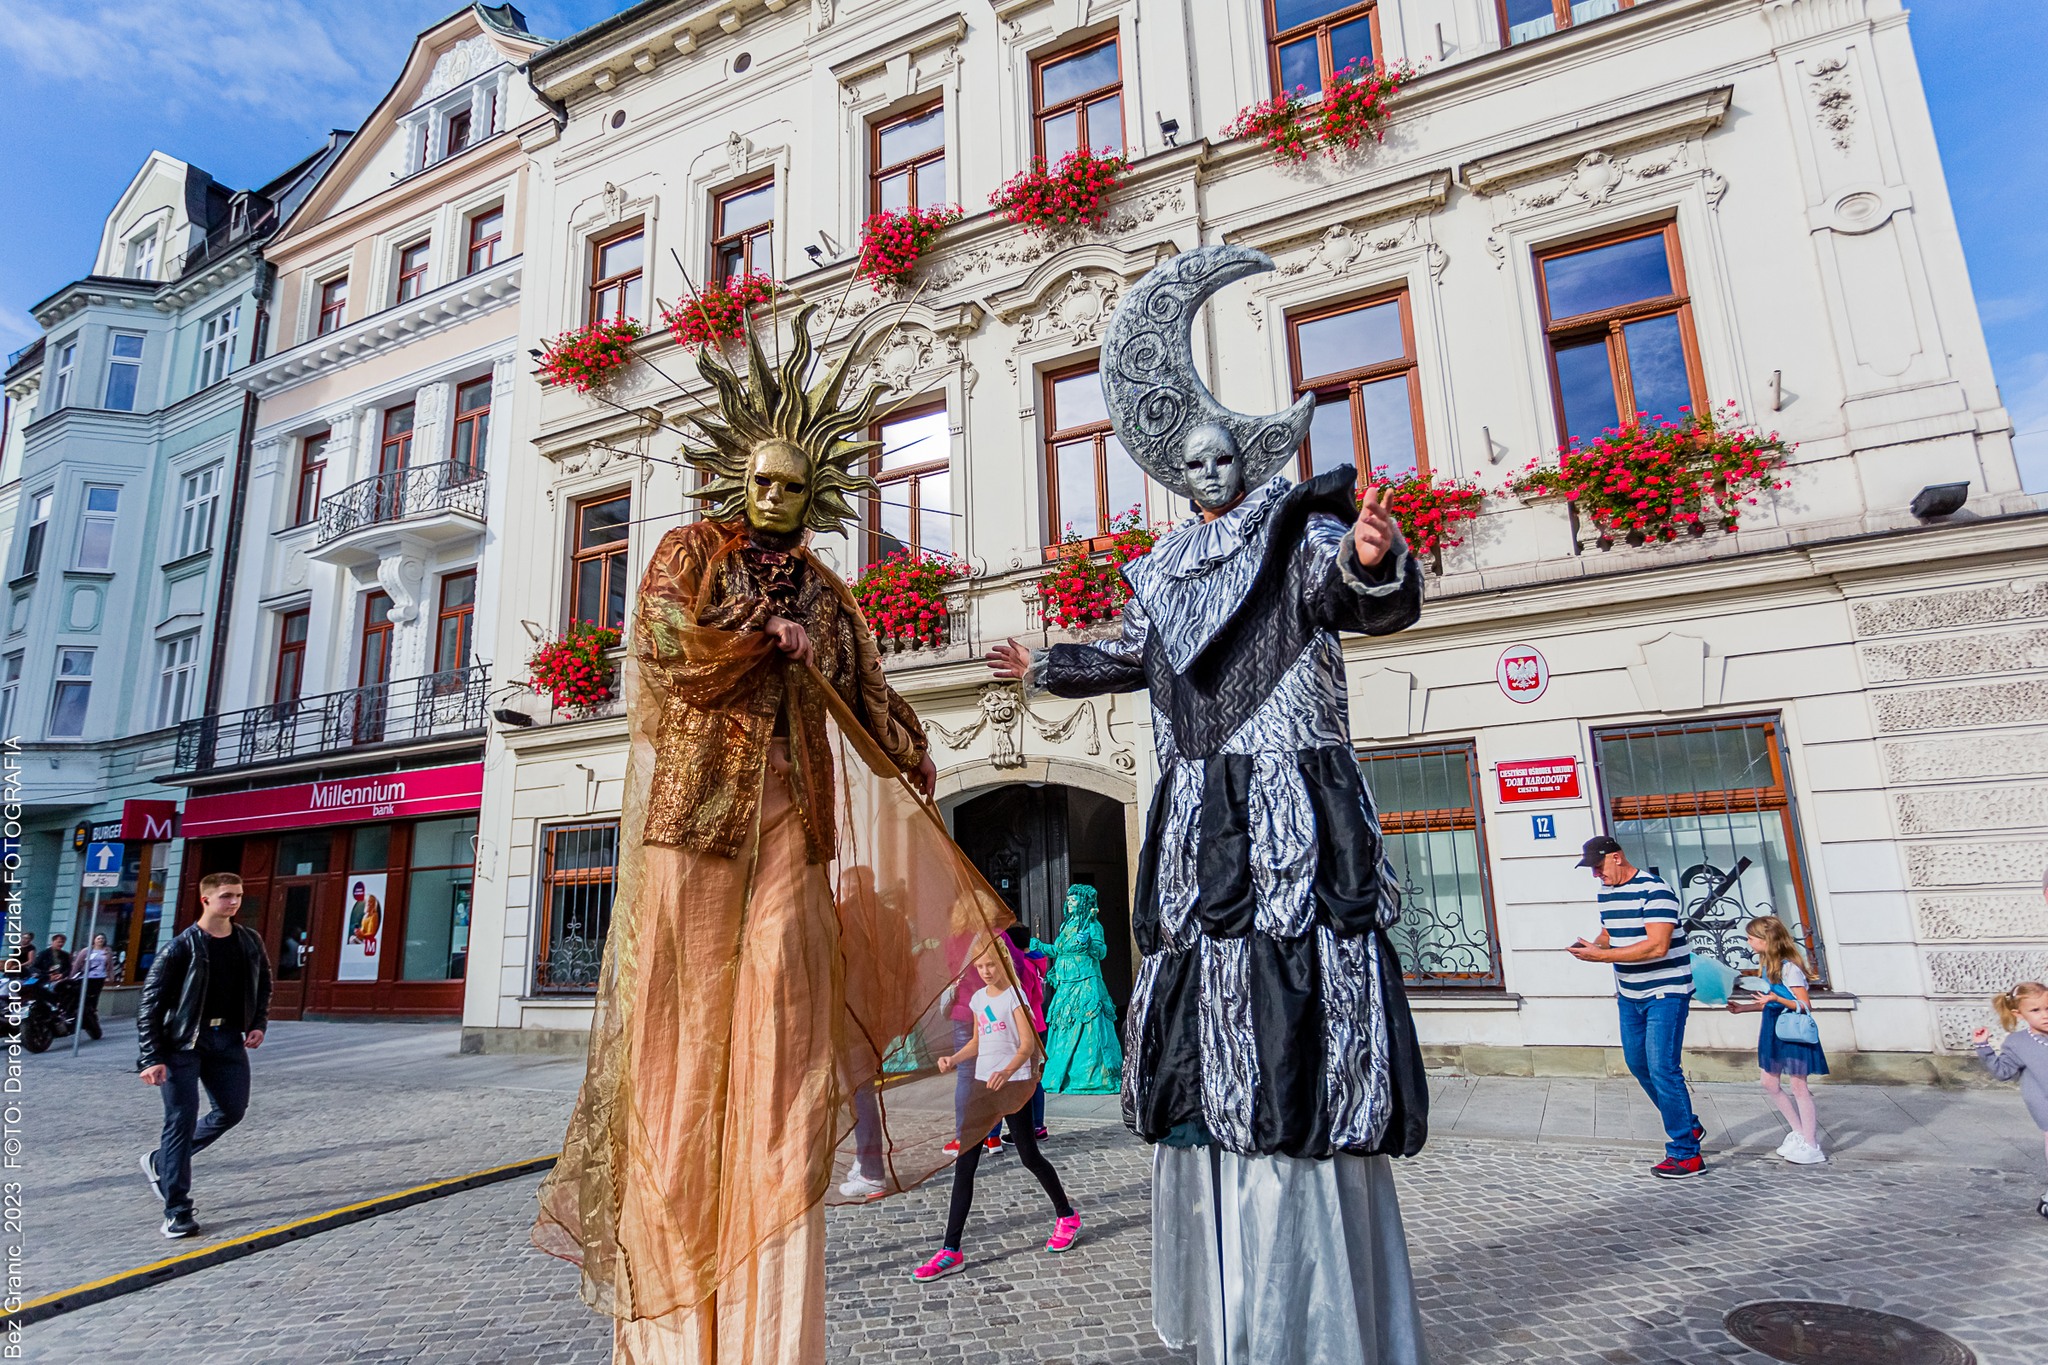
xmin=533 ymin=632 xmax=1029 ymax=1327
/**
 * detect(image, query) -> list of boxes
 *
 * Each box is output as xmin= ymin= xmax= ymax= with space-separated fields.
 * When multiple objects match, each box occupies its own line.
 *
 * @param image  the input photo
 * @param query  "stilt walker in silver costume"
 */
xmin=990 ymin=244 xmax=1432 ymax=1365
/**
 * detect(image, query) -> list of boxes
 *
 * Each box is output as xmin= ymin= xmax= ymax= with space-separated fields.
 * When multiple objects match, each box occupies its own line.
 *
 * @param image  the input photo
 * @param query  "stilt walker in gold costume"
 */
xmin=534 ymin=306 xmax=1029 ymax=1364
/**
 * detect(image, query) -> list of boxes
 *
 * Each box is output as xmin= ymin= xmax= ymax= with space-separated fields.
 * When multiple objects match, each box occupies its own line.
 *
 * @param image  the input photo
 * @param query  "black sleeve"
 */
xmin=249 ymin=929 xmax=274 ymax=1033
xmin=136 ymin=937 xmax=185 ymax=1071
xmin=1308 ymin=538 xmax=1424 ymax=638
xmin=1039 ymin=643 xmax=1146 ymax=698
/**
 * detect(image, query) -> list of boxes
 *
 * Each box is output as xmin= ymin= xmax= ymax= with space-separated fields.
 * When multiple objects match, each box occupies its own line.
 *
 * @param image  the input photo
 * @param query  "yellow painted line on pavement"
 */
xmin=4 ymin=1153 xmax=560 ymax=1330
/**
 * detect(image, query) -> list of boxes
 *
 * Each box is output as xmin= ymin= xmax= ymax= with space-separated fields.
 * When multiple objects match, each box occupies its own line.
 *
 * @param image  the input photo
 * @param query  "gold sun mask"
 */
xmin=684 ymin=303 xmax=886 ymax=537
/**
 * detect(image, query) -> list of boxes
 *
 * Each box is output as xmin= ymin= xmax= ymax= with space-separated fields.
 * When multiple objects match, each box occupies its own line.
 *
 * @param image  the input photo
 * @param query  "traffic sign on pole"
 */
xmin=81 ymin=841 xmax=123 ymax=889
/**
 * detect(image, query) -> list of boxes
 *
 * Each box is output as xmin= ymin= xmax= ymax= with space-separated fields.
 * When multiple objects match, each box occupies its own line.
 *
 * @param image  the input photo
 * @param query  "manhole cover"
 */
xmin=1724 ymin=1301 xmax=1975 ymax=1364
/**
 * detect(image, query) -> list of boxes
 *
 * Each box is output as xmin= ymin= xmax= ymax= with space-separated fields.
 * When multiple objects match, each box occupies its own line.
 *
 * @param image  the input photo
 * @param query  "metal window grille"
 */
xmin=1591 ymin=715 xmax=1825 ymax=984
xmin=535 ymin=822 xmax=619 ymax=994
xmin=1358 ymin=741 xmax=1504 ymax=988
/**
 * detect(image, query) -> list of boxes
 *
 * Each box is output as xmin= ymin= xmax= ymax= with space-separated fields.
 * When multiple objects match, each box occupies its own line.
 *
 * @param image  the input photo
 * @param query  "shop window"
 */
xmin=871 ymin=99 xmax=946 ymax=215
xmin=450 ymin=376 xmax=491 ymax=472
xmin=402 ymin=815 xmax=476 ymax=982
xmin=1290 ymin=290 xmax=1426 ymax=480
xmin=396 ymin=240 xmax=432 ymax=304
xmin=153 ymin=633 xmax=200 ymax=729
xmin=1359 ymin=742 xmax=1503 ymax=988
xmin=318 ymin=276 xmax=349 ymax=336
xmin=1268 ymin=0 xmax=1377 ymax=98
xmin=50 ymin=647 xmax=92 ymax=737
xmin=1042 ymin=361 xmax=1146 ymax=550
xmin=274 ymin=608 xmax=309 ymax=704
xmin=712 ymin=179 xmax=775 ymax=284
xmin=867 ymin=402 xmax=952 ymax=562
xmin=466 ymin=207 xmax=503 ymax=275
xmin=588 ymin=225 xmax=644 ymax=323
xmin=1500 ymin=0 xmax=1635 ymax=46
xmin=1537 ymin=222 xmax=1704 ymax=445
xmin=569 ymin=491 xmax=631 ymax=631
xmin=1591 ymin=715 xmax=1824 ymax=983
xmin=75 ymin=486 xmax=120 ymax=571
xmin=295 ymin=431 xmax=329 ymax=525
xmin=536 ymin=821 xmax=620 ymax=994
xmin=1033 ymin=34 xmax=1123 ymax=162
xmin=176 ymin=466 xmax=220 ymax=558
xmin=105 ymin=333 xmax=145 ymax=411
xmin=434 ymin=571 xmax=476 ymax=675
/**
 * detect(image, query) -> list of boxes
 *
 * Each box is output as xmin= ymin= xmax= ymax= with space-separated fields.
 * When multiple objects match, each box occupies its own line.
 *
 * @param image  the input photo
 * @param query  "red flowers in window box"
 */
xmin=661 ymin=272 xmax=782 ymax=351
xmin=990 ymin=149 xmax=1128 ymax=237
xmin=1037 ymin=510 xmax=1156 ymax=630
xmin=1225 ymin=59 xmax=1418 ymax=164
xmin=1363 ymin=466 xmax=1488 ymax=560
xmin=1507 ymin=402 xmax=1793 ymax=548
xmin=527 ymin=621 xmax=621 ymax=715
xmin=853 ymin=549 xmax=970 ymax=650
xmin=536 ymin=319 xmax=644 ymax=393
xmin=857 ymin=205 xmax=963 ymax=283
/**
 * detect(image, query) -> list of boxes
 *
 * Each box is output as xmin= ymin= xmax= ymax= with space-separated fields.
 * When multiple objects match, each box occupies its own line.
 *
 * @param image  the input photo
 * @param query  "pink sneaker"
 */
xmin=911 ymin=1248 xmax=965 ymax=1282
xmin=1045 ymin=1213 xmax=1081 ymax=1253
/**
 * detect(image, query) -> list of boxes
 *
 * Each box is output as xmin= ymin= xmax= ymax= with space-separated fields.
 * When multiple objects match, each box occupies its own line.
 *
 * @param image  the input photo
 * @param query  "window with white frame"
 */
xmin=49 ymin=648 xmax=93 ymax=737
xmin=0 ymin=652 xmax=21 ymax=736
xmin=198 ymin=306 xmax=240 ymax=387
xmin=75 ymin=486 xmax=120 ymax=571
xmin=51 ymin=341 xmax=77 ymax=410
xmin=176 ymin=467 xmax=220 ymax=558
xmin=20 ymin=491 xmax=52 ymax=577
xmin=154 ymin=633 xmax=200 ymax=728
xmin=126 ymin=231 xmax=159 ymax=281
xmin=105 ymin=333 xmax=145 ymax=411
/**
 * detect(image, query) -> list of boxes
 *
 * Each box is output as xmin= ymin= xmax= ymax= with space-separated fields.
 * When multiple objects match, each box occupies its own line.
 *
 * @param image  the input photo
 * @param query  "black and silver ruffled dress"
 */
xmin=1034 ymin=468 xmax=1433 ymax=1365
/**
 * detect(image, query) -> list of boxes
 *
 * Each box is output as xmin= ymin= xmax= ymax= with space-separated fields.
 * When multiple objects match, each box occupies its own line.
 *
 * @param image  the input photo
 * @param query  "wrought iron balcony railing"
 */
xmin=317 ymin=461 xmax=485 ymax=546
xmin=175 ymin=665 xmax=489 ymax=775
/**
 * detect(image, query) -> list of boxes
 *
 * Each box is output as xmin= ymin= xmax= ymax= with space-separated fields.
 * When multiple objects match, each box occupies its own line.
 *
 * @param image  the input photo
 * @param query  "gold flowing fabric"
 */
xmin=534 ymin=637 xmax=1029 ymax=1363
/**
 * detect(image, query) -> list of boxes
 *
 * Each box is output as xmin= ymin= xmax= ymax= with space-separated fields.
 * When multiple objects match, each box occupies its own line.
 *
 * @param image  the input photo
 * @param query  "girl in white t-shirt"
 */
xmin=1727 ymin=916 xmax=1830 ymax=1164
xmin=910 ymin=935 xmax=1080 ymax=1281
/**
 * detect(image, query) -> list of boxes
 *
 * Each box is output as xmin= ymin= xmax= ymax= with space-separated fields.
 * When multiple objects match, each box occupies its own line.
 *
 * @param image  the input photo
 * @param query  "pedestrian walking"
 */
xmin=136 ymin=872 xmax=272 ymax=1239
xmin=1567 ymin=835 xmax=1706 ymax=1179
xmin=76 ymin=933 xmax=111 ymax=1041
xmin=31 ymin=933 xmax=71 ymax=984
xmin=1971 ymin=980 xmax=2048 ymax=1220
xmin=912 ymin=934 xmax=1079 ymax=1281
xmin=1727 ymin=917 xmax=1828 ymax=1164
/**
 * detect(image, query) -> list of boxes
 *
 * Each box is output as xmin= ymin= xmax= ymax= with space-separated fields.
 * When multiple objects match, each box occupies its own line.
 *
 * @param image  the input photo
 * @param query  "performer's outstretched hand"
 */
xmin=915 ymin=752 xmax=938 ymax=798
xmin=987 ymin=637 xmax=1031 ymax=680
xmin=766 ymin=615 xmax=814 ymax=664
xmin=1355 ymin=484 xmax=1398 ymax=568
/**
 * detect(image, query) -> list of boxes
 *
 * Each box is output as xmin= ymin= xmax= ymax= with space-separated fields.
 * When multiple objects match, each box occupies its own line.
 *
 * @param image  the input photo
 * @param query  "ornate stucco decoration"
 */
xmin=914 ymin=183 xmax=1191 ymax=295
xmin=925 ymin=682 xmax=1105 ymax=770
xmin=1012 ymin=272 xmax=1121 ymax=346
xmin=420 ymin=35 xmax=502 ymax=101
xmin=1806 ymin=55 xmax=1856 ymax=151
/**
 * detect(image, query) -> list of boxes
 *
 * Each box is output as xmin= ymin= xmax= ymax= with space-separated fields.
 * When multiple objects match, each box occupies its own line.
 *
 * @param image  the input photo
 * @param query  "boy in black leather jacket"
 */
xmin=137 ymin=871 xmax=271 ymax=1238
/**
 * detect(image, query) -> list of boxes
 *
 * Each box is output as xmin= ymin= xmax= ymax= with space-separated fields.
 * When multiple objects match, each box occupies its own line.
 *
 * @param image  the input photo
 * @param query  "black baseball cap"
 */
xmin=1576 ymin=835 xmax=1623 ymax=869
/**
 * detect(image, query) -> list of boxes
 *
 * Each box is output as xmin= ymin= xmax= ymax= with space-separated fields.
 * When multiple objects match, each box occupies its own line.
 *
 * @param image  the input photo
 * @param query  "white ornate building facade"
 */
xmin=461 ymin=0 xmax=2042 ymax=1078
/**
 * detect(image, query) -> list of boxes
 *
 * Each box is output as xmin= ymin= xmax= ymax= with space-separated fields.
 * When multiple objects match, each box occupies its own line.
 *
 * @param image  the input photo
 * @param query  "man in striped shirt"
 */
xmin=1568 ymin=835 xmax=1706 ymax=1179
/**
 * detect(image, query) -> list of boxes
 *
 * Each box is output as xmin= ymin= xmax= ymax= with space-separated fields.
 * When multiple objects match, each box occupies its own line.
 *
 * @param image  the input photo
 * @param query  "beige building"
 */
xmin=463 ymin=0 xmax=2043 ymax=1080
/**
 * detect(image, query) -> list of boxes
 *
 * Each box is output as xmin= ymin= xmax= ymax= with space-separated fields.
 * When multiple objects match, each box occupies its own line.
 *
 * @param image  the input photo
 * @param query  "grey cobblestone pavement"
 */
xmin=18 ymin=1022 xmax=2048 ymax=1363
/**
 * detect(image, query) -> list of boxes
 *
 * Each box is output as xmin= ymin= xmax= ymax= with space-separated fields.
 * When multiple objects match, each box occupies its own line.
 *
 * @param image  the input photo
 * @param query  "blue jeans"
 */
xmin=154 ymin=1025 xmax=251 ymax=1216
xmin=1616 ymin=993 xmax=1699 ymax=1159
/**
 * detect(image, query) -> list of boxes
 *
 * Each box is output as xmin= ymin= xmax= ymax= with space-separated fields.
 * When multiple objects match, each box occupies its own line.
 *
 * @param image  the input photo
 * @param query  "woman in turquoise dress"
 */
xmin=1030 ymin=885 xmax=1124 ymax=1094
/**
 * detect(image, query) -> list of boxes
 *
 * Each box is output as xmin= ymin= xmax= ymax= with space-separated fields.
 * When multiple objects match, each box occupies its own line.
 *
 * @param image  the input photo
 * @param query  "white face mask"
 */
xmin=1182 ymin=423 xmax=1244 ymax=511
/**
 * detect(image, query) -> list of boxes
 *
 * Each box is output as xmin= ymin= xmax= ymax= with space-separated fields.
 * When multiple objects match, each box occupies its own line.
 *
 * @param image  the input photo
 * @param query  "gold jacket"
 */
xmin=634 ymin=519 xmax=928 ymax=862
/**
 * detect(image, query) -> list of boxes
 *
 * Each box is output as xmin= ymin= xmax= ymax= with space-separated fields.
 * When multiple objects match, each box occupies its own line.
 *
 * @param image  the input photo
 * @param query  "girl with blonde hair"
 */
xmin=1971 ymin=980 xmax=2048 ymax=1220
xmin=1726 ymin=916 xmax=1829 ymax=1163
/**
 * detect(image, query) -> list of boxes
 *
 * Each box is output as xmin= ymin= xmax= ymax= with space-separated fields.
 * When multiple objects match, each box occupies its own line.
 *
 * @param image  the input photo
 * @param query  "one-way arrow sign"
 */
xmin=82 ymin=841 xmax=123 ymax=888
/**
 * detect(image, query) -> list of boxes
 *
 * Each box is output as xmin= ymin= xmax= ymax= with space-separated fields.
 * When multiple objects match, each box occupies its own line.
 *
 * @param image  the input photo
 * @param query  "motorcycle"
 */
xmin=13 ymin=974 xmax=91 ymax=1054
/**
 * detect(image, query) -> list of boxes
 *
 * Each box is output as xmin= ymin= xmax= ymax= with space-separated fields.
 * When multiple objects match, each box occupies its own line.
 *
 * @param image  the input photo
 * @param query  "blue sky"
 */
xmin=3 ymin=1 xmax=2043 ymax=484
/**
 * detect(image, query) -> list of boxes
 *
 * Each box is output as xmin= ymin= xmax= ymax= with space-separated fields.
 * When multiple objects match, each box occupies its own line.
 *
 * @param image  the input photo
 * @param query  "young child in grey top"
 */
xmin=1972 ymin=980 xmax=2048 ymax=1221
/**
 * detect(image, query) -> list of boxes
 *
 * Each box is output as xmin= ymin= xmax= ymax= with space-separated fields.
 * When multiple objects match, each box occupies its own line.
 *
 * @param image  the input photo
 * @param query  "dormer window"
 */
xmin=446 ymin=109 xmax=473 ymax=156
xmin=403 ymin=66 xmax=510 ymax=175
xmin=125 ymin=231 xmax=159 ymax=282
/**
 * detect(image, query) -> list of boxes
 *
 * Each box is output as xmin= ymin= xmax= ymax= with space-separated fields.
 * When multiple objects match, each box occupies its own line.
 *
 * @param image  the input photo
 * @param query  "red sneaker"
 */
xmin=1651 ymin=1155 xmax=1706 ymax=1180
xmin=942 ymin=1140 xmax=960 ymax=1156
xmin=983 ymin=1135 xmax=1003 ymax=1153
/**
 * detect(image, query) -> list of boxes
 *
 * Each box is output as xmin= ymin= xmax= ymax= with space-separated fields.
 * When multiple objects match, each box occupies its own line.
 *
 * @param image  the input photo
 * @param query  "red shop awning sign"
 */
xmin=181 ymin=761 xmax=484 ymax=838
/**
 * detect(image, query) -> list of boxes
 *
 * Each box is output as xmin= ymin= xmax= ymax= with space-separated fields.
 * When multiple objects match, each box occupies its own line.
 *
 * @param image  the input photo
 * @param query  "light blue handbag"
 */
xmin=1770 ymin=982 xmax=1821 ymax=1045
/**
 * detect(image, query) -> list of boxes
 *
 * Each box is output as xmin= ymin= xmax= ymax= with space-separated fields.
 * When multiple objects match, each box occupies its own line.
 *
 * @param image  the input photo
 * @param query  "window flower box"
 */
xmin=661 ymin=272 xmax=782 ymax=352
xmin=1225 ymin=59 xmax=1418 ymax=164
xmin=527 ymin=622 xmax=621 ymax=715
xmin=1036 ymin=511 xmax=1155 ymax=630
xmin=990 ymin=149 xmax=1128 ymax=237
xmin=854 ymin=549 xmax=971 ymax=651
xmin=1365 ymin=465 xmax=1488 ymax=562
xmin=536 ymin=319 xmax=643 ymax=393
xmin=857 ymin=205 xmax=963 ymax=284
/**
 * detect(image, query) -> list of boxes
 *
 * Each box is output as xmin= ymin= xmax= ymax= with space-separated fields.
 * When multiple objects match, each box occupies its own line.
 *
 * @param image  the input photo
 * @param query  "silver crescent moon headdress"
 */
xmin=1099 ymin=244 xmax=1313 ymax=498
